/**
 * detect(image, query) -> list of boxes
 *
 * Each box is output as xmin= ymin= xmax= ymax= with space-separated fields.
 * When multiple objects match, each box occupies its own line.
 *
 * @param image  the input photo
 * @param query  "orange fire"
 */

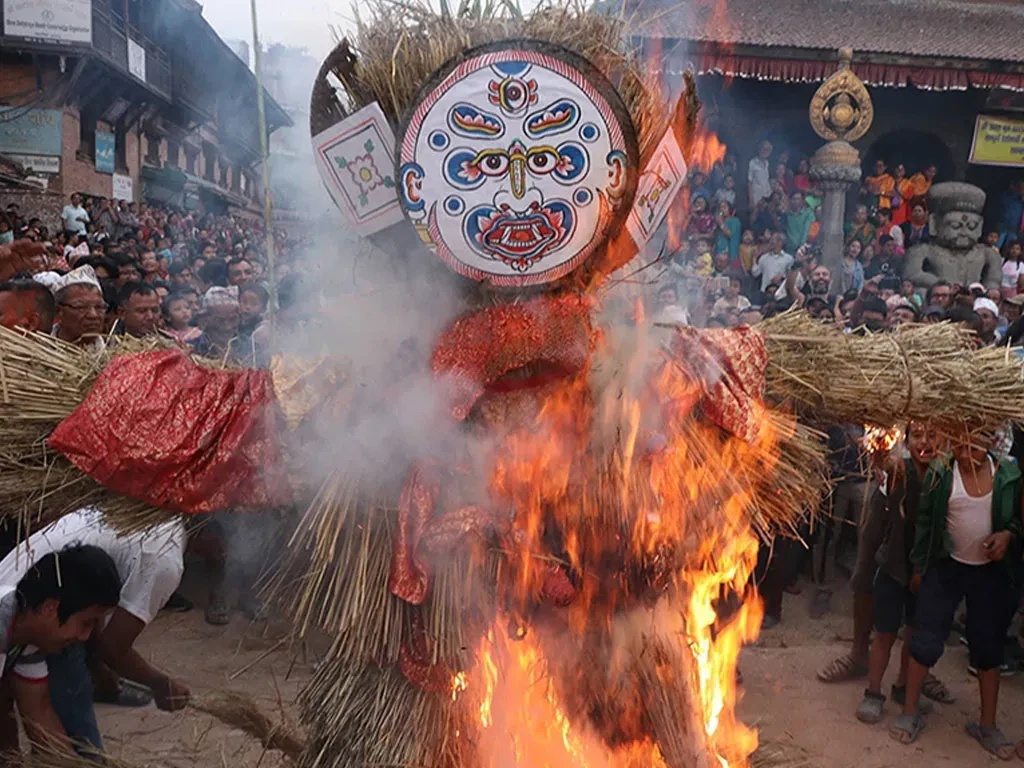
xmin=454 ymin=310 xmax=769 ymax=767
xmin=863 ymin=424 xmax=903 ymax=455
xmin=664 ymin=124 xmax=728 ymax=257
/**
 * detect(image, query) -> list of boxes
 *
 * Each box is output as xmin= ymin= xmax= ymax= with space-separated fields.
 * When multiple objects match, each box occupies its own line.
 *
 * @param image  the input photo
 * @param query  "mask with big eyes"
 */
xmin=397 ymin=42 xmax=638 ymax=288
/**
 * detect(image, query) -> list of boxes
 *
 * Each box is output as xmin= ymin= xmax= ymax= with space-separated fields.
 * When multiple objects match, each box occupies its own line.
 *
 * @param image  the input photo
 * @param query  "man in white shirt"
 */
xmin=751 ymin=232 xmax=793 ymax=294
xmin=747 ymin=140 xmax=773 ymax=209
xmin=60 ymin=194 xmax=89 ymax=236
xmin=0 ymin=509 xmax=189 ymax=751
xmin=0 ymin=544 xmax=121 ymax=756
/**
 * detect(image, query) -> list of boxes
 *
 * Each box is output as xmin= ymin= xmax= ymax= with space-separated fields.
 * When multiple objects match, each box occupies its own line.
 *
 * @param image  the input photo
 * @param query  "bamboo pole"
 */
xmin=250 ymin=0 xmax=278 ymax=324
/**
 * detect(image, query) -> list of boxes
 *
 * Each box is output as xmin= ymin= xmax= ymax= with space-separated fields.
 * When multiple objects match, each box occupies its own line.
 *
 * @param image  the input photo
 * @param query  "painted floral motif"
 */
xmin=334 ymin=138 xmax=396 ymax=207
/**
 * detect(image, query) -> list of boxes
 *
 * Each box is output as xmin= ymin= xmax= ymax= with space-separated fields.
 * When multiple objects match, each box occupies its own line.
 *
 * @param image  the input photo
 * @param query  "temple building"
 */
xmin=633 ymin=0 xmax=1024 ymax=218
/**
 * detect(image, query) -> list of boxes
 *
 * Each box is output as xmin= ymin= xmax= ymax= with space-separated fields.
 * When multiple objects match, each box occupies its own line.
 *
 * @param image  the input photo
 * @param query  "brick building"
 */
xmin=0 ymin=0 xmax=290 ymax=229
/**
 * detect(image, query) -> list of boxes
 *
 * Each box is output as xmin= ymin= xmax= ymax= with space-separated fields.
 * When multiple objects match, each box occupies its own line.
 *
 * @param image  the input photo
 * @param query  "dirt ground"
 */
xmin=99 ymin=572 xmax=1024 ymax=767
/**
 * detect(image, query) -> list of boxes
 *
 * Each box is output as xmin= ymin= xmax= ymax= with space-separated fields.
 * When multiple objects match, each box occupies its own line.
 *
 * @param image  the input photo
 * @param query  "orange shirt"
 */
xmin=908 ymin=173 xmax=932 ymax=198
xmin=867 ymin=173 xmax=896 ymax=208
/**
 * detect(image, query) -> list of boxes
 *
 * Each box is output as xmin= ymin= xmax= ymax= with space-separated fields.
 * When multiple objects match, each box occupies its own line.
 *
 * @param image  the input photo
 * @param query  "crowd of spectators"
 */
xmin=652 ymin=140 xmax=1024 ymax=347
xmin=0 ymin=192 xmax=304 ymax=366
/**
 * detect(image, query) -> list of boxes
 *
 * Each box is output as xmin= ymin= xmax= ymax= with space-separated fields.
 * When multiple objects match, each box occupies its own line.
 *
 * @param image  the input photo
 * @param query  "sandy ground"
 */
xmin=97 ymin=573 xmax=1024 ymax=767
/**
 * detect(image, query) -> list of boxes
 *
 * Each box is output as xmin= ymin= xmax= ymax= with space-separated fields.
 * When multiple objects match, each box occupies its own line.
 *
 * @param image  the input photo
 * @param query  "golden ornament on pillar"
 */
xmin=809 ymin=47 xmax=874 ymax=142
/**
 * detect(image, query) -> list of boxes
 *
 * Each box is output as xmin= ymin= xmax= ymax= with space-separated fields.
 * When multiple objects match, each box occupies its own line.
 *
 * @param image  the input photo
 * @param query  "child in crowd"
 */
xmin=738 ymin=229 xmax=757 ymax=274
xmin=855 ymin=423 xmax=938 ymax=725
xmin=890 ymin=431 xmax=1021 ymax=759
xmin=900 ymin=279 xmax=923 ymax=309
xmin=162 ymin=293 xmax=201 ymax=344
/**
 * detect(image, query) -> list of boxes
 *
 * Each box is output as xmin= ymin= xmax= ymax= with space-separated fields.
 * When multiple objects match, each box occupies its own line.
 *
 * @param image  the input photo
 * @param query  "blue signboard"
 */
xmin=95 ymin=131 xmax=115 ymax=174
xmin=0 ymin=108 xmax=63 ymax=157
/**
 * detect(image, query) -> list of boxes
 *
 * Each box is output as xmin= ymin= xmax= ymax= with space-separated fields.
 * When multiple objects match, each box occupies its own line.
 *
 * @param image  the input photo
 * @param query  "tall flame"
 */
xmin=453 ymin=309 xmax=769 ymax=768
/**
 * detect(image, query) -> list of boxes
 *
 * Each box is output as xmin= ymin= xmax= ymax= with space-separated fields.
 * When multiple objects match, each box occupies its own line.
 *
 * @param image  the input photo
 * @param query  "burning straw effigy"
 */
xmin=2 ymin=2 xmax=1024 ymax=767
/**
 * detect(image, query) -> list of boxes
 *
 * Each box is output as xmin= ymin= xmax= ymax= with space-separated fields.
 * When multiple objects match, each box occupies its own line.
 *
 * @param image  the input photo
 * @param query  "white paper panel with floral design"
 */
xmin=312 ymin=102 xmax=404 ymax=236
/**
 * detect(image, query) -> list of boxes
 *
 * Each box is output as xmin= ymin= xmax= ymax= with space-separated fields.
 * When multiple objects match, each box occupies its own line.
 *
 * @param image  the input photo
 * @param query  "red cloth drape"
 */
xmin=50 ymin=349 xmax=289 ymax=514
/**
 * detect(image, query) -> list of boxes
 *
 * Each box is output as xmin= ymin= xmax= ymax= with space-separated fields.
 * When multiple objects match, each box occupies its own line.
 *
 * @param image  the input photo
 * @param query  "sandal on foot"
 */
xmin=94 ymin=679 xmax=153 ymax=708
xmin=921 ymin=672 xmax=955 ymax=704
xmin=817 ymin=653 xmax=868 ymax=683
xmin=890 ymin=684 xmax=933 ymax=714
xmin=856 ymin=690 xmax=885 ymax=724
xmin=889 ymin=712 xmax=926 ymax=745
xmin=966 ymin=723 xmax=1014 ymax=760
xmin=205 ymin=600 xmax=231 ymax=626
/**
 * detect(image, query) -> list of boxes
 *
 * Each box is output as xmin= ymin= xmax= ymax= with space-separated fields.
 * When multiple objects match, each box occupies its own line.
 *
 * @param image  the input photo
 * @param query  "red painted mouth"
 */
xmin=470 ymin=201 xmax=574 ymax=272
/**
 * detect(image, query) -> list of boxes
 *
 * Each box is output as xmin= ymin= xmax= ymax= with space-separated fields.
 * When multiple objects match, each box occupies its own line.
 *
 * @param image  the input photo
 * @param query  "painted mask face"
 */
xmin=397 ymin=42 xmax=637 ymax=287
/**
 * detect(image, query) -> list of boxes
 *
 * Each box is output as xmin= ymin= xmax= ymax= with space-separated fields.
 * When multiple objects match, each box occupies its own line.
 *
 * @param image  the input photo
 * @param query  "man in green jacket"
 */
xmin=890 ymin=433 xmax=1022 ymax=759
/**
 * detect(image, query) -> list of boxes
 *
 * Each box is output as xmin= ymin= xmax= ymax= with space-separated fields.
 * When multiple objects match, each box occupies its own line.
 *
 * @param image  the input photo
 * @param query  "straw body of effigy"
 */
xmin=760 ymin=310 xmax=1024 ymax=434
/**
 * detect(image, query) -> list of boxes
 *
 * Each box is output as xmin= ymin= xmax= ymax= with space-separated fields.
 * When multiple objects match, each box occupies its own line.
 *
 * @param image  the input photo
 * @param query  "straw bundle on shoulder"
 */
xmin=759 ymin=311 xmax=1024 ymax=433
xmin=0 ymin=326 xmax=244 ymax=533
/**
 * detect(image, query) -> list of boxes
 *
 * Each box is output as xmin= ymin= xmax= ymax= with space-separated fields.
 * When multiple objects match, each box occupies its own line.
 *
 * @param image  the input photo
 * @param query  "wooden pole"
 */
xmin=250 ymin=0 xmax=278 ymax=320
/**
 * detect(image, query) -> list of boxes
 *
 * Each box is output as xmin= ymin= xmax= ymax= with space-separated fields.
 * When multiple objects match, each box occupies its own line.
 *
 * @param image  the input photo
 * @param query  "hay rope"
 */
xmin=759 ymin=310 xmax=1024 ymax=433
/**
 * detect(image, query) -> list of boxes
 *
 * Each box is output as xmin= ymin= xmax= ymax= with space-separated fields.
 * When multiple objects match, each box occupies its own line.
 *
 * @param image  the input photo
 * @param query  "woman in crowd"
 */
xmin=839 ymin=239 xmax=865 ymax=295
xmin=713 ymin=200 xmax=742 ymax=266
xmin=1000 ymin=241 xmax=1024 ymax=299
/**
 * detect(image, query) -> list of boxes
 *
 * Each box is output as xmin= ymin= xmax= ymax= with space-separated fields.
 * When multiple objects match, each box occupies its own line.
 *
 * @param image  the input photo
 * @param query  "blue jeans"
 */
xmin=47 ymin=644 xmax=102 ymax=753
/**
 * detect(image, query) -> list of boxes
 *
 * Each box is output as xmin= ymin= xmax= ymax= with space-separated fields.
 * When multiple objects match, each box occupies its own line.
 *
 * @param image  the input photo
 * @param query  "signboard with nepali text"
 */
xmin=112 ymin=173 xmax=133 ymax=202
xmin=6 ymin=154 xmax=59 ymax=174
xmin=3 ymin=0 xmax=92 ymax=45
xmin=0 ymin=108 xmax=63 ymax=157
xmin=970 ymin=115 xmax=1024 ymax=168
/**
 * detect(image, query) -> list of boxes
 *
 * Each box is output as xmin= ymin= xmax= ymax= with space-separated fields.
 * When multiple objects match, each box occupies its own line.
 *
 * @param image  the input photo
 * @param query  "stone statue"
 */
xmin=904 ymin=182 xmax=1001 ymax=291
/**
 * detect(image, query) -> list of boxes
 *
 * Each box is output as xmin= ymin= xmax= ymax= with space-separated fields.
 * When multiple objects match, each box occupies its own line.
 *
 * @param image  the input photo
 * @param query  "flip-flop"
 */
xmin=856 ymin=690 xmax=885 ymax=724
xmin=94 ymin=679 xmax=153 ymax=708
xmin=889 ymin=712 xmax=926 ymax=745
xmin=921 ymin=673 xmax=955 ymax=704
xmin=890 ymin=684 xmax=934 ymax=714
xmin=966 ymin=723 xmax=1014 ymax=760
xmin=817 ymin=653 xmax=868 ymax=683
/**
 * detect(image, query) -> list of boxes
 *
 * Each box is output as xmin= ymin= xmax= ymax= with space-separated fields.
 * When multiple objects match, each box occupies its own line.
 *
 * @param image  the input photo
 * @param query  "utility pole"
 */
xmin=250 ymin=0 xmax=277 ymax=318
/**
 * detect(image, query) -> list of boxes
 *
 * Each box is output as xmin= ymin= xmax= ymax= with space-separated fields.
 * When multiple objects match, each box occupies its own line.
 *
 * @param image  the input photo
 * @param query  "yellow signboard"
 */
xmin=970 ymin=115 xmax=1024 ymax=167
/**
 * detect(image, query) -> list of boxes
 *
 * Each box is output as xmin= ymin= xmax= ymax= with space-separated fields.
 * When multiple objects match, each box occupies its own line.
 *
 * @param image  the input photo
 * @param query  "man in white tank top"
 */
xmin=890 ymin=434 xmax=1021 ymax=759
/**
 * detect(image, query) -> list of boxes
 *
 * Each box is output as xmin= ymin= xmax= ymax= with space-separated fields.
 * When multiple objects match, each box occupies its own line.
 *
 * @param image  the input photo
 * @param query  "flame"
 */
xmin=863 ymin=424 xmax=903 ymax=455
xmin=457 ymin=309 xmax=769 ymax=767
xmin=664 ymin=124 xmax=727 ymax=257
xmin=689 ymin=128 xmax=727 ymax=179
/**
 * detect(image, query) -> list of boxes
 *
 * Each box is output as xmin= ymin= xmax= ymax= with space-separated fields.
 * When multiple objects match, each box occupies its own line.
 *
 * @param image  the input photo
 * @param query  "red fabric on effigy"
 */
xmin=49 ymin=349 xmax=289 ymax=514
